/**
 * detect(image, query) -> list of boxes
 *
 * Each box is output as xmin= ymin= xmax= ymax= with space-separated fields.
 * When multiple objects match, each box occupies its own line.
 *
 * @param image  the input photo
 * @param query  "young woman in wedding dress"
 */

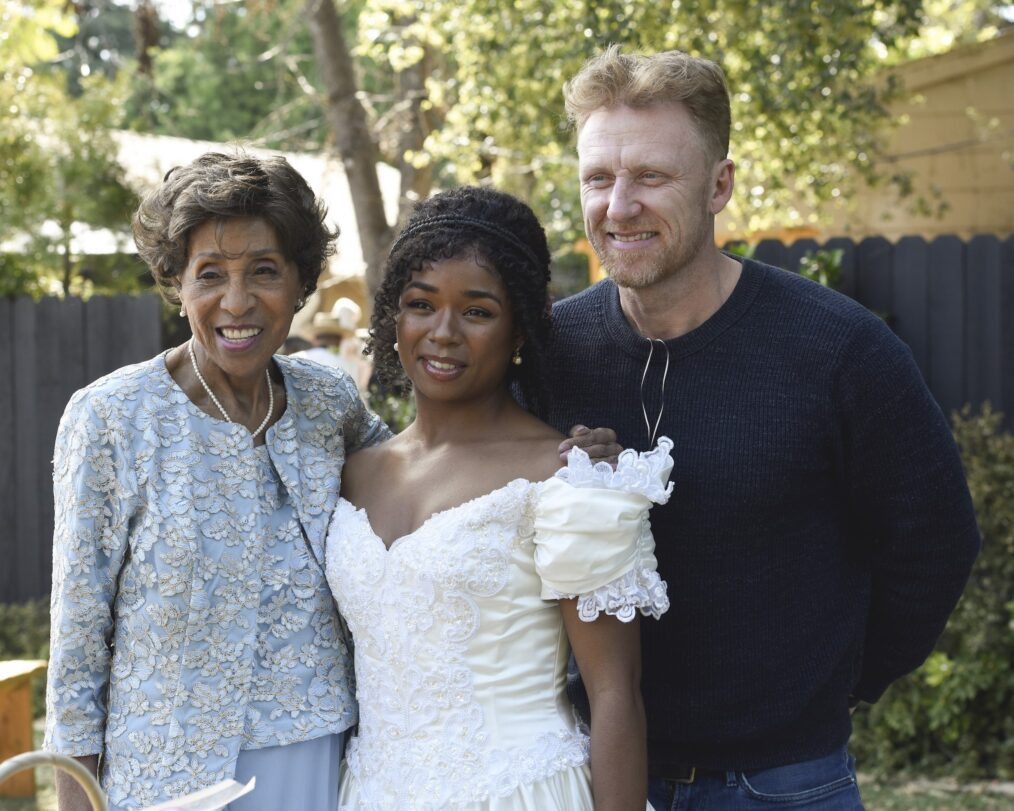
xmin=325 ymin=187 xmax=672 ymax=810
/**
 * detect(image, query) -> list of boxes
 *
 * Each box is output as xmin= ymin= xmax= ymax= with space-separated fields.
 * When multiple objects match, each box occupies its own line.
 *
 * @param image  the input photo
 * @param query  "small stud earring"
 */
xmin=179 ymin=305 xmax=186 ymax=318
xmin=393 ymin=341 xmax=400 ymax=352
xmin=511 ymin=348 xmax=522 ymax=366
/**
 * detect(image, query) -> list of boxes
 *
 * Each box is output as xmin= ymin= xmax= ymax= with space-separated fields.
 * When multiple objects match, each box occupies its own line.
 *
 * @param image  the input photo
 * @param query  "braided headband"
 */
xmin=389 ymin=215 xmax=544 ymax=271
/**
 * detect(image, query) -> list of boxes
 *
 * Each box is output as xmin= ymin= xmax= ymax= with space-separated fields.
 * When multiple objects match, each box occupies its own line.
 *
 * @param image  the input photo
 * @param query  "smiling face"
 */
xmin=396 ymin=254 xmax=517 ymax=405
xmin=178 ymin=216 xmax=302 ymax=380
xmin=578 ymin=103 xmax=732 ymax=289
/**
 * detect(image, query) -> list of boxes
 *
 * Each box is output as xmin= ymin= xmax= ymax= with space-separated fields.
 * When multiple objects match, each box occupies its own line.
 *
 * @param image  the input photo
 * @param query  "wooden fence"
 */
xmin=0 ymin=234 xmax=1012 ymax=602
xmin=0 ymin=295 xmax=163 ymax=603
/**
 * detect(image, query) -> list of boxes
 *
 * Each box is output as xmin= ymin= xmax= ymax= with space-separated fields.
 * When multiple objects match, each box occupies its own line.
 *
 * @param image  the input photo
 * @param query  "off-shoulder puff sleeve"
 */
xmin=533 ymin=437 xmax=674 ymax=623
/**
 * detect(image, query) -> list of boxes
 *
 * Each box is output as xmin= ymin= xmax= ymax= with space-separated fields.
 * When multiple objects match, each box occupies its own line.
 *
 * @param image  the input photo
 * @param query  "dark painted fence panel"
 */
xmin=12 ymin=299 xmax=40 ymax=605
xmin=927 ymin=236 xmax=966 ymax=418
xmin=753 ymin=239 xmax=791 ymax=270
xmin=893 ymin=237 xmax=930 ymax=374
xmin=965 ymin=236 xmax=1004 ymax=412
xmin=729 ymin=234 xmax=1012 ymax=431
xmin=825 ymin=237 xmax=858 ymax=299
xmin=787 ymin=239 xmax=820 ymax=274
xmin=1002 ymin=237 xmax=1014 ymax=424
xmin=1 ymin=295 xmax=162 ymax=602
xmin=857 ymin=237 xmax=894 ymax=320
xmin=0 ymin=300 xmax=16 ymax=603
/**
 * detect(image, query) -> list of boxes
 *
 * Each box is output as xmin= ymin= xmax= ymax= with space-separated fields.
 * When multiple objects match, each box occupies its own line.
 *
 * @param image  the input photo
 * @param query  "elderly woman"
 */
xmin=44 ymin=153 xmax=389 ymax=811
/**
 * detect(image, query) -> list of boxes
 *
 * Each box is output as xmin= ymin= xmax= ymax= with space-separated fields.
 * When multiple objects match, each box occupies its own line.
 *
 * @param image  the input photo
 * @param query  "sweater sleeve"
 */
xmin=835 ymin=316 xmax=980 ymax=702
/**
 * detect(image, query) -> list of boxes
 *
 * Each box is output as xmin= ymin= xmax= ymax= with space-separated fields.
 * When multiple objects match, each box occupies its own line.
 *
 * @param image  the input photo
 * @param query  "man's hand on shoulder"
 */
xmin=559 ymin=425 xmax=622 ymax=466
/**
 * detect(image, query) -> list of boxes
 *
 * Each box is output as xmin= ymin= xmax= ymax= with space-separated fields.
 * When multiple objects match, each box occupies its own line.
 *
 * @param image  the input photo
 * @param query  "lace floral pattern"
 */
xmin=554 ymin=436 xmax=675 ymax=504
xmin=45 ymin=355 xmax=389 ymax=810
xmin=573 ymin=568 xmax=670 ymax=622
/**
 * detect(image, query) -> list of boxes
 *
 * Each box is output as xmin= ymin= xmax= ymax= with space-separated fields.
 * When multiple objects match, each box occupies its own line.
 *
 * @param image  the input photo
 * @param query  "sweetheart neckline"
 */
xmin=337 ymin=477 xmax=537 ymax=552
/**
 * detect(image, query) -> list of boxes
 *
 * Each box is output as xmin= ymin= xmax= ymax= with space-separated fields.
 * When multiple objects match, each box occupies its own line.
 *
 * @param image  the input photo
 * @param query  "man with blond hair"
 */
xmin=539 ymin=46 xmax=980 ymax=810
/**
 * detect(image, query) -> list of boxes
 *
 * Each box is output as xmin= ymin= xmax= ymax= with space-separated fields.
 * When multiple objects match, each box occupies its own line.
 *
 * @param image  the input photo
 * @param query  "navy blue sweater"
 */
xmin=540 ymin=258 xmax=979 ymax=773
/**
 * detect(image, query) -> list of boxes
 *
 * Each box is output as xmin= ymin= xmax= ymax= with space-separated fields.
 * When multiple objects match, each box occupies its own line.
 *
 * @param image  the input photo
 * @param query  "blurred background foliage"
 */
xmin=2 ymin=0 xmax=1011 ymax=298
xmin=1 ymin=0 xmax=137 ymax=297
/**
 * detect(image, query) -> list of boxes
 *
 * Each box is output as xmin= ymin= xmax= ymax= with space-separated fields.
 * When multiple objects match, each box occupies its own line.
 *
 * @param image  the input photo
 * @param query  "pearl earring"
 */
xmin=511 ymin=348 xmax=522 ymax=366
xmin=179 ymin=305 xmax=186 ymax=318
xmin=393 ymin=341 xmax=400 ymax=352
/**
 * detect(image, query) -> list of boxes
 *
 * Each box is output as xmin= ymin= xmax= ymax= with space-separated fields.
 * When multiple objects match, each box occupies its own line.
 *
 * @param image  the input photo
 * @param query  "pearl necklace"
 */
xmin=188 ymin=340 xmax=274 ymax=439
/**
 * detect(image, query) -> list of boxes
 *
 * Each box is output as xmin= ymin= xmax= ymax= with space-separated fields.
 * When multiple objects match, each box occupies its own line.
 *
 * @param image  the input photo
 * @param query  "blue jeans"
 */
xmin=648 ymin=747 xmax=864 ymax=810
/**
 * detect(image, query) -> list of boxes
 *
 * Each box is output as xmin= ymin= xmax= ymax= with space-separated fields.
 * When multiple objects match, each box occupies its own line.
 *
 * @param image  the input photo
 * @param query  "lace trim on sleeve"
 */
xmin=545 ymin=567 xmax=670 ymax=622
xmin=539 ymin=436 xmax=673 ymax=621
xmin=555 ymin=436 xmax=674 ymax=504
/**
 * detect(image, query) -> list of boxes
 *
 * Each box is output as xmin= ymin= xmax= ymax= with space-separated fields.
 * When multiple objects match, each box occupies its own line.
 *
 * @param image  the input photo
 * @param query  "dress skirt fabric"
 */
xmin=229 ymin=732 xmax=345 ymax=810
xmin=337 ymin=763 xmax=595 ymax=810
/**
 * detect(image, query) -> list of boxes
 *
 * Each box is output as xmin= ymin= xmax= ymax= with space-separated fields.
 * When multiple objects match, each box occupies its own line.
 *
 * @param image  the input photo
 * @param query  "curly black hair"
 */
xmin=132 ymin=152 xmax=337 ymax=308
xmin=368 ymin=186 xmax=552 ymax=415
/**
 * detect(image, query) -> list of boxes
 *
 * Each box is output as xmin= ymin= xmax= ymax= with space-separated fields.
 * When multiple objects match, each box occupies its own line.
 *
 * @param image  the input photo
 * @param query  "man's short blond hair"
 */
xmin=564 ymin=45 xmax=731 ymax=163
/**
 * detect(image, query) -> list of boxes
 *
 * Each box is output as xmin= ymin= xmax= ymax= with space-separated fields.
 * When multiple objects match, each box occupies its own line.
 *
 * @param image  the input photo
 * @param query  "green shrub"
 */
xmin=0 ymin=596 xmax=51 ymax=719
xmin=367 ymin=384 xmax=416 ymax=434
xmin=852 ymin=405 xmax=1014 ymax=779
xmin=0 ymin=596 xmax=50 ymax=660
xmin=798 ymin=248 xmax=843 ymax=290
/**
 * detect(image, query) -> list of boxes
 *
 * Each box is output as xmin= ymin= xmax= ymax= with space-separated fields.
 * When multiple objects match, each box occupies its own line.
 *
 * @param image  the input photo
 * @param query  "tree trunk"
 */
xmin=305 ymin=0 xmax=393 ymax=297
xmin=61 ymin=232 xmax=73 ymax=295
xmin=134 ymin=0 xmax=160 ymax=78
xmin=393 ymin=41 xmax=433 ymax=230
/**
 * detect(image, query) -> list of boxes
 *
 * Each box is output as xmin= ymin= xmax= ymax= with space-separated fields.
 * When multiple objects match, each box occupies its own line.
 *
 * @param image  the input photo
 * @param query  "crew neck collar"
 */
xmin=598 ymin=255 xmax=765 ymax=360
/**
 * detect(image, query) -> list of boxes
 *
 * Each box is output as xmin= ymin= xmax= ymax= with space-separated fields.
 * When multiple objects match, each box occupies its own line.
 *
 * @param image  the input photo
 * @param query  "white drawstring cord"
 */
xmin=639 ymin=338 xmax=670 ymax=447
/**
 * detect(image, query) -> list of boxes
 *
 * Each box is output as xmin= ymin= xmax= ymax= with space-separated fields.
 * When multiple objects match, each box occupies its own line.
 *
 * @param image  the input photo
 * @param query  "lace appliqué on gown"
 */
xmin=328 ymin=481 xmax=590 ymax=809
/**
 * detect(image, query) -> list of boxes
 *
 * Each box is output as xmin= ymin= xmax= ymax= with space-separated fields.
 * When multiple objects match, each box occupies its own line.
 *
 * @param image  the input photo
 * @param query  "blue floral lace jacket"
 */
xmin=43 ymin=353 xmax=389 ymax=809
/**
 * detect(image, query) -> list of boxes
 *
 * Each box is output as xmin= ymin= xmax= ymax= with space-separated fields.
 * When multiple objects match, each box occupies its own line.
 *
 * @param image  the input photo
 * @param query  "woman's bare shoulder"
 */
xmin=513 ymin=408 xmax=565 ymax=443
xmin=341 ymin=436 xmax=401 ymax=501
xmin=527 ymin=435 xmax=568 ymax=482
xmin=499 ymin=430 xmax=565 ymax=484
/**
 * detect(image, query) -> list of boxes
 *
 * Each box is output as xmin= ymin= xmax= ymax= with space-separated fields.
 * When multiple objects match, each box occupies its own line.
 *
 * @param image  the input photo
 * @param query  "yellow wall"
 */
xmin=827 ymin=33 xmax=1014 ymax=240
xmin=714 ymin=32 xmax=1014 ymax=244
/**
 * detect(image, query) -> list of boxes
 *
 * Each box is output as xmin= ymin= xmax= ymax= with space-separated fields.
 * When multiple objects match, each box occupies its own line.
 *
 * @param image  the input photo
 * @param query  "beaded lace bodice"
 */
xmin=325 ymin=441 xmax=673 ymax=809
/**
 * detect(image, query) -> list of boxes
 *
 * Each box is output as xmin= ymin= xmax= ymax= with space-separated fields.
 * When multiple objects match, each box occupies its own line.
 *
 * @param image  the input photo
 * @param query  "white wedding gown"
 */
xmin=324 ymin=440 xmax=674 ymax=810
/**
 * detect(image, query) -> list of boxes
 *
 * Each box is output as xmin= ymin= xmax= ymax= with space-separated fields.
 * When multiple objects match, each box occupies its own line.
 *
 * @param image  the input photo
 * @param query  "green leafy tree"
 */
xmin=53 ymin=0 xmax=140 ymax=95
xmin=117 ymin=1 xmax=1011 ymax=295
xmin=306 ymin=0 xmax=986 ymax=293
xmin=891 ymin=0 xmax=1012 ymax=60
xmin=124 ymin=0 xmax=333 ymax=148
xmin=0 ymin=0 xmax=74 ymax=240
xmin=357 ymin=0 xmax=936 ymax=240
xmin=1 ymin=0 xmax=138 ymax=297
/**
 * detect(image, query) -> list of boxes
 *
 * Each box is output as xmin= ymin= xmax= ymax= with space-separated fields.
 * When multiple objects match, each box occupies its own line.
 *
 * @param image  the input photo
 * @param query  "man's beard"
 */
xmin=592 ymin=214 xmax=711 ymax=290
